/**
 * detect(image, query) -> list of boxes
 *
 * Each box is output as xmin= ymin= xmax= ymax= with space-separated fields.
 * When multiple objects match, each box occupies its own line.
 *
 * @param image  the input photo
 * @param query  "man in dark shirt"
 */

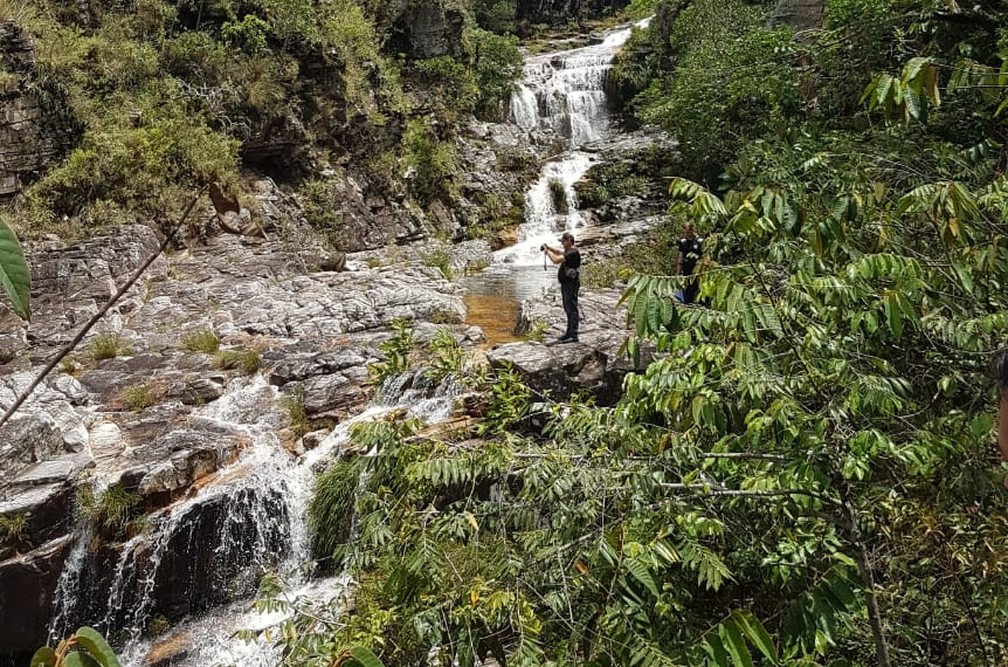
xmin=676 ymin=222 xmax=703 ymax=304
xmin=542 ymin=231 xmax=581 ymax=343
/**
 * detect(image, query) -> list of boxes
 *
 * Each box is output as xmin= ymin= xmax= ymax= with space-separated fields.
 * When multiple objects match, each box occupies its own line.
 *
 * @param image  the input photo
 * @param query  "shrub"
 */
xmin=120 ymin=384 xmax=155 ymax=412
xmin=402 ymin=120 xmax=457 ymax=204
xmin=222 ymin=14 xmax=270 ymax=55
xmin=425 ymin=328 xmax=467 ymax=383
xmin=548 ymin=178 xmax=569 ymax=214
xmin=76 ymin=483 xmax=141 ymax=531
xmin=474 ymin=0 xmax=517 ymax=34
xmin=89 ymin=333 xmax=129 ymax=361
xmin=212 ymin=348 xmax=261 ymax=375
xmin=308 ymin=458 xmax=362 ymax=568
xmin=298 ymin=178 xmax=345 ymax=242
xmin=464 ymin=27 xmax=523 ymax=121
xmin=410 ymin=56 xmax=476 ymax=115
xmin=280 ymin=388 xmax=310 ymax=439
xmin=635 ymin=0 xmax=800 ymax=182
xmin=180 ymin=328 xmax=221 ymax=353
xmin=0 ymin=513 xmax=27 ymax=542
xmin=369 ymin=319 xmax=415 ymax=387
xmin=421 ymin=247 xmax=454 ymax=280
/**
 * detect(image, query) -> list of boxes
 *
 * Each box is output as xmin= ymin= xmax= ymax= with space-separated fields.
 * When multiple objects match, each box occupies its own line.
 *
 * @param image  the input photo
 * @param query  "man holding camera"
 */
xmin=542 ymin=231 xmax=581 ymax=343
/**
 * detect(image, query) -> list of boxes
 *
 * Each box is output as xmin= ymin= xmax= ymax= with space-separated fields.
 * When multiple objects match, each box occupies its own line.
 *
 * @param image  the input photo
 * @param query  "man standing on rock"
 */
xmin=542 ymin=231 xmax=581 ymax=343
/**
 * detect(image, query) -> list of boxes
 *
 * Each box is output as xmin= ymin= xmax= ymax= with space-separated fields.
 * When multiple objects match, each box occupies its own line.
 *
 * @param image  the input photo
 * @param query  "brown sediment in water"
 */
xmin=464 ymin=292 xmax=521 ymax=348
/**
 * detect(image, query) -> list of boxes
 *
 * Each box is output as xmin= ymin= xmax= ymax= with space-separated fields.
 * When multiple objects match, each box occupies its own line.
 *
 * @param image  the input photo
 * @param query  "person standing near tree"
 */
xmin=541 ymin=231 xmax=581 ymax=343
xmin=675 ymin=221 xmax=704 ymax=304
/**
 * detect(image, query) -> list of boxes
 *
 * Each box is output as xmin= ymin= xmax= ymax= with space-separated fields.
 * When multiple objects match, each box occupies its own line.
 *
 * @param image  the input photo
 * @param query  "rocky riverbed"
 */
xmin=0 ymin=159 xmax=664 ymax=657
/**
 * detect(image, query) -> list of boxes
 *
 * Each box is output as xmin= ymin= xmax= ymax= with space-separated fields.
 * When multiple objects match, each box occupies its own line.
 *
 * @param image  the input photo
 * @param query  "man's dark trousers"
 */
xmin=561 ymin=281 xmax=579 ymax=340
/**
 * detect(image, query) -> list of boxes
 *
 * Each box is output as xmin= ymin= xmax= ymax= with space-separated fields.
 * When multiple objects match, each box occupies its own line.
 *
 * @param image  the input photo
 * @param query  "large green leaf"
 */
xmin=30 ymin=647 xmax=56 ymax=667
xmin=0 ymin=216 xmax=29 ymax=321
xmin=346 ymin=646 xmax=386 ymax=667
xmin=73 ymin=627 xmax=122 ymax=667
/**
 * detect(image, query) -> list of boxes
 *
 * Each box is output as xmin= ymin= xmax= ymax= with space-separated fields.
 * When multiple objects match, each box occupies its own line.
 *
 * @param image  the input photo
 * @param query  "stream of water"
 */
xmin=463 ymin=20 xmax=648 ymax=336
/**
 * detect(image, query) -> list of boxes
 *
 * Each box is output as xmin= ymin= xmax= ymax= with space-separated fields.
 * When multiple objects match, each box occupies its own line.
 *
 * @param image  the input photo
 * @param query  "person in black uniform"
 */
xmin=676 ymin=221 xmax=704 ymax=304
xmin=542 ymin=231 xmax=581 ymax=343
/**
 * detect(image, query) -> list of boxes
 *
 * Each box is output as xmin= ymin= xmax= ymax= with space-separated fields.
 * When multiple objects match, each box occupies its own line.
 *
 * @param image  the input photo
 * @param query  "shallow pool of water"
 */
xmin=460 ymin=265 xmax=557 ymax=346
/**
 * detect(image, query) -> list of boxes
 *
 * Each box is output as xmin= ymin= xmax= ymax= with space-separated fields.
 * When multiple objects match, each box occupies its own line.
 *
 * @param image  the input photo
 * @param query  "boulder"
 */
xmin=0 ymin=536 xmax=73 ymax=654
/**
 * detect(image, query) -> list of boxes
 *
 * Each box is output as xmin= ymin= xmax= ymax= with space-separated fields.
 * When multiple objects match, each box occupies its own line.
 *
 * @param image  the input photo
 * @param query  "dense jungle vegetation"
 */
xmin=272 ymin=1 xmax=1008 ymax=667
xmin=0 ymin=0 xmax=541 ymax=243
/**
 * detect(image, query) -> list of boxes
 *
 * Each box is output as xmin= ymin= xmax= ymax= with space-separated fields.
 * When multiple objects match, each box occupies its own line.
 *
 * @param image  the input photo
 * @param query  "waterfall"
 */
xmin=42 ymin=372 xmax=467 ymax=667
xmin=498 ymin=20 xmax=648 ymax=267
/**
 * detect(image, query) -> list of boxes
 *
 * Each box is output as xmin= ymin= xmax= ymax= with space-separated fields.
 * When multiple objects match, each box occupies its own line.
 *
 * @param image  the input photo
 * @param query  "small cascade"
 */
xmin=97 ymin=374 xmax=465 ymax=667
xmin=510 ymin=26 xmax=642 ymax=147
xmin=497 ymin=21 xmax=648 ymax=268
xmin=47 ymin=378 xmax=293 ymax=650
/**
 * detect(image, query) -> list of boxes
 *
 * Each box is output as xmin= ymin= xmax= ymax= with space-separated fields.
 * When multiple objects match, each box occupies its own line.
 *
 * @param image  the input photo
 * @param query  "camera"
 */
xmin=540 ymin=244 xmax=546 ymax=252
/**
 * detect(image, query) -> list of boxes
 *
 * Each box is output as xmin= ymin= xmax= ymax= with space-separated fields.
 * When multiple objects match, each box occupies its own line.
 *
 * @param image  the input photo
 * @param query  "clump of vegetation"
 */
xmin=280 ymin=387 xmax=310 ymax=439
xmin=120 ymin=384 xmax=155 ymax=412
xmin=467 ymin=191 xmax=525 ymax=244
xmin=308 ymin=457 xmax=362 ymax=569
xmin=368 ymin=319 xmax=415 ymax=387
xmin=573 ymin=160 xmax=650 ymax=209
xmin=180 ymin=328 xmax=221 ymax=354
xmin=76 ymin=483 xmax=141 ymax=532
xmin=520 ymin=319 xmax=548 ymax=342
xmin=547 ymin=178 xmax=569 ymax=214
xmin=424 ymin=328 xmax=468 ymax=383
xmin=0 ymin=513 xmax=28 ymax=543
xmin=401 ymin=120 xmax=457 ymax=205
xmin=420 ymin=247 xmax=454 ymax=280
xmin=212 ymin=348 xmax=261 ymax=375
xmin=88 ymin=333 xmax=130 ymax=361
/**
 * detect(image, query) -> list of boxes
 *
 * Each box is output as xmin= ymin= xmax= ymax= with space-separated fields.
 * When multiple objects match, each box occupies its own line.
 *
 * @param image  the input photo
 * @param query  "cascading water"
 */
xmin=495 ymin=20 xmax=648 ymax=270
xmin=45 ymin=371 xmax=466 ymax=667
xmin=48 ymin=377 xmax=295 ymax=651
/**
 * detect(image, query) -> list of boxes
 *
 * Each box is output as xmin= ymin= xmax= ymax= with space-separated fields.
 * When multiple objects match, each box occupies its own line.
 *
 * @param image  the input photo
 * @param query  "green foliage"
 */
xmin=410 ymin=56 xmax=477 ymax=116
xmin=281 ymin=388 xmax=311 ymax=439
xmin=473 ymin=0 xmax=516 ymax=34
xmin=463 ymin=27 xmax=523 ymax=120
xmin=574 ymin=159 xmax=651 ymax=209
xmin=180 ymin=328 xmax=221 ymax=354
xmin=0 ymin=513 xmax=27 ymax=542
xmin=630 ymin=0 xmax=801 ymax=181
xmin=76 ymin=483 xmax=141 ymax=532
xmin=309 ymin=458 xmax=362 ymax=568
xmin=0 ymin=215 xmax=31 ymax=320
xmin=424 ymin=328 xmax=469 ymax=383
xmin=401 ymin=120 xmax=457 ymax=204
xmin=120 ymin=384 xmax=155 ymax=412
xmin=221 ymin=14 xmax=270 ymax=54
xmin=212 ymin=347 xmax=261 ymax=375
xmin=466 ymin=191 xmax=525 ymax=244
xmin=547 ymin=178 xmax=569 ymax=214
xmin=476 ymin=363 xmax=531 ymax=434
xmin=420 ymin=247 xmax=455 ymax=280
xmin=33 ymin=626 xmax=122 ymax=667
xmin=368 ymin=319 xmax=415 ymax=387
xmin=88 ymin=332 xmax=130 ymax=361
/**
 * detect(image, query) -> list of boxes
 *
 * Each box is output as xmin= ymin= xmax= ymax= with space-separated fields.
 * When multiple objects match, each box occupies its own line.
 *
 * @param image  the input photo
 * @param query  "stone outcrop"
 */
xmin=768 ymin=0 xmax=826 ymax=30
xmin=0 ymin=209 xmax=476 ymax=653
xmin=516 ymin=0 xmax=630 ymax=26
xmin=389 ymin=1 xmax=466 ymax=59
xmin=486 ymin=287 xmax=647 ymax=406
xmin=0 ymin=22 xmax=79 ymax=198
